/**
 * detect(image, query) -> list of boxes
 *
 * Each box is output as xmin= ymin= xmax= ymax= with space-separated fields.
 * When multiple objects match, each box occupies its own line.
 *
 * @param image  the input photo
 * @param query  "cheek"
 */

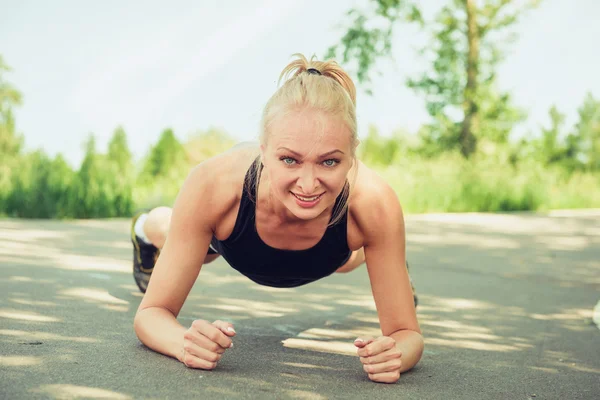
xmin=320 ymin=171 xmax=348 ymax=193
xmin=270 ymin=172 xmax=295 ymax=192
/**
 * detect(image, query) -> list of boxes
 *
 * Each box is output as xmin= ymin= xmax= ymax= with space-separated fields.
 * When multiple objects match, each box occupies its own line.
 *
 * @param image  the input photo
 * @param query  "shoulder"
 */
xmin=348 ymin=161 xmax=405 ymax=244
xmin=196 ymin=141 xmax=259 ymax=183
xmin=175 ymin=141 xmax=260 ymax=230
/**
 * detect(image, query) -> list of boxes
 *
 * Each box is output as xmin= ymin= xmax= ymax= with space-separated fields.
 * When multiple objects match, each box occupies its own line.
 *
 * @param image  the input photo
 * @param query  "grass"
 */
xmin=372 ymin=154 xmax=600 ymax=214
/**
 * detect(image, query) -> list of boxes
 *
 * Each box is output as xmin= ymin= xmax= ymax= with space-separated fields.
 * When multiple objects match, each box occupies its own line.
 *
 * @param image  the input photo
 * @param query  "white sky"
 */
xmin=1 ymin=0 xmax=599 ymax=167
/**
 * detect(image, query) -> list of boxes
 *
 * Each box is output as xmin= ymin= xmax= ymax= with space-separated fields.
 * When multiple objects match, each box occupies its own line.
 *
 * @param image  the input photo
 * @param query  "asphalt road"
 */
xmin=1 ymin=210 xmax=599 ymax=400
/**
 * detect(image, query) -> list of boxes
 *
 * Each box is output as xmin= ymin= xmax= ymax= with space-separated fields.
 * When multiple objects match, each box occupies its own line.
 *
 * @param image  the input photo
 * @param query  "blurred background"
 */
xmin=1 ymin=0 xmax=599 ymax=218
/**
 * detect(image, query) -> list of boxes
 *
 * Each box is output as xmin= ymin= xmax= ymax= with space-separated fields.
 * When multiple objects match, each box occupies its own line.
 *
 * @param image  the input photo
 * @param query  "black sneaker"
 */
xmin=407 ymin=261 xmax=418 ymax=308
xmin=131 ymin=211 xmax=160 ymax=293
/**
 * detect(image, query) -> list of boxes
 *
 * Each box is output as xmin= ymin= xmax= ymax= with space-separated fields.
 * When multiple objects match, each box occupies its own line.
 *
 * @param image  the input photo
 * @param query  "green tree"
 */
xmin=107 ymin=126 xmax=134 ymax=216
xmin=359 ymin=125 xmax=403 ymax=166
xmin=46 ymin=154 xmax=76 ymax=217
xmin=571 ymin=93 xmax=600 ymax=171
xmin=0 ymin=56 xmax=25 ymax=213
xmin=68 ymin=135 xmax=114 ymax=218
xmin=536 ymin=106 xmax=568 ymax=166
xmin=327 ymin=0 xmax=538 ymax=157
xmin=185 ymin=127 xmax=236 ymax=166
xmin=141 ymin=128 xmax=187 ymax=182
xmin=6 ymin=151 xmax=74 ymax=218
xmin=107 ymin=126 xmax=132 ymax=172
xmin=0 ymin=55 xmax=23 ymax=157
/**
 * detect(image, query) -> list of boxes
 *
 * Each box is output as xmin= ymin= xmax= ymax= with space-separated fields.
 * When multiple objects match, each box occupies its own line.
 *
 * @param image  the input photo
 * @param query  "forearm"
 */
xmin=390 ymin=329 xmax=424 ymax=373
xmin=134 ymin=307 xmax=187 ymax=362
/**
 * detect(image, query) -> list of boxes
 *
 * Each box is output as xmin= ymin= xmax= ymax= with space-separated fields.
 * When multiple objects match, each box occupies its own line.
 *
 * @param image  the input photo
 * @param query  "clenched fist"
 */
xmin=180 ymin=319 xmax=235 ymax=370
xmin=355 ymin=336 xmax=402 ymax=383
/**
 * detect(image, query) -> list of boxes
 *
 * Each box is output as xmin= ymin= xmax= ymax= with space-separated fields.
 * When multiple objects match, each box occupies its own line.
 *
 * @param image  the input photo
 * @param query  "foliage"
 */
xmin=327 ymin=0 xmax=538 ymax=157
xmin=1 ymin=13 xmax=599 ymax=219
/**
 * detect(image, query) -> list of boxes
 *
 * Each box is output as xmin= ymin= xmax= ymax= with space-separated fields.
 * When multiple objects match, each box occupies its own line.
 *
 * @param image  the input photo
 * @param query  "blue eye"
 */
xmin=281 ymin=157 xmax=296 ymax=165
xmin=323 ymin=159 xmax=339 ymax=167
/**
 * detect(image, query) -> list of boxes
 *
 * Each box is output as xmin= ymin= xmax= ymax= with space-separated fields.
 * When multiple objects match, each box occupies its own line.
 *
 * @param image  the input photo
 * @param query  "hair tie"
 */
xmin=306 ymin=68 xmax=322 ymax=76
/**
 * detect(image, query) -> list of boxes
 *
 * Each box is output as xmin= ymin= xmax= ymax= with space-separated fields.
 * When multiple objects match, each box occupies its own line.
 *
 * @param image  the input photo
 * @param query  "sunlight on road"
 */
xmin=0 ymin=356 xmax=42 ymax=367
xmin=282 ymin=338 xmax=357 ymax=356
xmin=0 ymin=309 xmax=61 ymax=323
xmin=59 ymin=288 xmax=129 ymax=305
xmin=0 ymin=329 xmax=99 ymax=343
xmin=31 ymin=384 xmax=132 ymax=400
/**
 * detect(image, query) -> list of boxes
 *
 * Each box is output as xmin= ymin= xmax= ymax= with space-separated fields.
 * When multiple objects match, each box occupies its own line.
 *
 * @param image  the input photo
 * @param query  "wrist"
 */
xmin=389 ymin=330 xmax=424 ymax=373
xmin=173 ymin=326 xmax=187 ymax=363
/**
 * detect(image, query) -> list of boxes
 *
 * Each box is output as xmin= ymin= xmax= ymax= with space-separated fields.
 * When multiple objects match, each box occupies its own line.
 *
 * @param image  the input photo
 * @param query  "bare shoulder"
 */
xmin=348 ymin=161 xmax=405 ymax=243
xmin=175 ymin=141 xmax=259 ymax=230
xmin=198 ymin=141 xmax=260 ymax=181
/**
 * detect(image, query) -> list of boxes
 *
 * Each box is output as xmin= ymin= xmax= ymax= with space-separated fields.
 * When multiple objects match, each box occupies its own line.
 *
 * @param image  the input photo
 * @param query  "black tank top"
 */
xmin=210 ymin=162 xmax=352 ymax=288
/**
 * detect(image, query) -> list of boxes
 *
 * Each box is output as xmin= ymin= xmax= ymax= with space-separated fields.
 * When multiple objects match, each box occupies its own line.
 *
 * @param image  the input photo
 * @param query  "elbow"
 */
xmin=394 ymin=329 xmax=424 ymax=372
xmin=409 ymin=331 xmax=425 ymax=371
xmin=415 ymin=332 xmax=425 ymax=362
xmin=133 ymin=311 xmax=142 ymax=339
xmin=133 ymin=307 xmax=147 ymax=340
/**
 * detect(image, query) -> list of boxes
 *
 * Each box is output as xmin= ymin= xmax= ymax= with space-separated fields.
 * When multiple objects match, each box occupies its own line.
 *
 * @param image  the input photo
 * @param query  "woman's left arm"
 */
xmin=355 ymin=177 xmax=424 ymax=382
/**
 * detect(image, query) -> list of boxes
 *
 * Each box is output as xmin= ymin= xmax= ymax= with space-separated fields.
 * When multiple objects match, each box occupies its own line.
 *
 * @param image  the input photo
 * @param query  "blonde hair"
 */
xmin=248 ymin=53 xmax=358 ymax=226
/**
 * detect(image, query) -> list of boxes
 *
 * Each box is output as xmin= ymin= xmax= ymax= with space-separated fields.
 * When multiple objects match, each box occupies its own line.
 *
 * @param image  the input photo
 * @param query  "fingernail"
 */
xmin=355 ymin=338 xmax=364 ymax=343
xmin=229 ymin=342 xmax=233 ymax=348
xmin=227 ymin=327 xmax=236 ymax=334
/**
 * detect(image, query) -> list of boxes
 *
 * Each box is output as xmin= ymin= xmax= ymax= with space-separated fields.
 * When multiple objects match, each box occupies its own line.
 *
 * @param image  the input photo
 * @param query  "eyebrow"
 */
xmin=277 ymin=147 xmax=345 ymax=158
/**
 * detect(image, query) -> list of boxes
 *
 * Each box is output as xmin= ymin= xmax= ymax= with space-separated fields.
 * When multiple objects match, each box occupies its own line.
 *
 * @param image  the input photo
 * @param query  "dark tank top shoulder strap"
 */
xmin=222 ymin=159 xmax=261 ymax=244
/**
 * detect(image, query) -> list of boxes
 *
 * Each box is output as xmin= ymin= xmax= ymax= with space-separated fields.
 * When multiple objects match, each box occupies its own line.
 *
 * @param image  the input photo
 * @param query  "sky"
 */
xmin=1 ymin=0 xmax=599 ymax=168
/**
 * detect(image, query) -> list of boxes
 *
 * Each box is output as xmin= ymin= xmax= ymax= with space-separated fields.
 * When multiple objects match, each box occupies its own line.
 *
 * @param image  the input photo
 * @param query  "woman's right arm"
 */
xmin=133 ymin=161 xmax=235 ymax=366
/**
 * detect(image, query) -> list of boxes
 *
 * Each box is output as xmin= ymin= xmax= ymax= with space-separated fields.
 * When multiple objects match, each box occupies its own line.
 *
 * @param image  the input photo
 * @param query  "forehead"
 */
xmin=268 ymin=108 xmax=351 ymax=154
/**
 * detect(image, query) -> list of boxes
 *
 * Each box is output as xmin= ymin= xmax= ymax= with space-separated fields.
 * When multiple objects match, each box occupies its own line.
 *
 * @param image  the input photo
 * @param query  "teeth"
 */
xmin=294 ymin=193 xmax=320 ymax=202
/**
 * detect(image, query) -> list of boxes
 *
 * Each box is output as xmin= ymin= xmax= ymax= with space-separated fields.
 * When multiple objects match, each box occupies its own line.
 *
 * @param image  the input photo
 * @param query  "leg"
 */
xmin=143 ymin=206 xmax=172 ymax=249
xmin=143 ymin=206 xmax=220 ymax=264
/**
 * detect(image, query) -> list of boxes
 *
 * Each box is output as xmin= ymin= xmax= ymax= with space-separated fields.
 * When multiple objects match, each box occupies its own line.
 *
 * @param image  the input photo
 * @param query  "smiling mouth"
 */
xmin=291 ymin=192 xmax=324 ymax=202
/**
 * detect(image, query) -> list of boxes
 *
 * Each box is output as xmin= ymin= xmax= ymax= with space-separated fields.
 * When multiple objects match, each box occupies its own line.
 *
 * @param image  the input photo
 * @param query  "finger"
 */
xmin=354 ymin=337 xmax=375 ymax=348
xmin=184 ymin=328 xmax=227 ymax=354
xmin=357 ymin=336 xmax=396 ymax=357
xmin=182 ymin=342 xmax=223 ymax=364
xmin=192 ymin=320 xmax=233 ymax=349
xmin=181 ymin=352 xmax=219 ymax=370
xmin=213 ymin=320 xmax=236 ymax=338
xmin=368 ymin=370 xmax=401 ymax=384
xmin=362 ymin=358 xmax=402 ymax=375
xmin=360 ymin=347 xmax=402 ymax=365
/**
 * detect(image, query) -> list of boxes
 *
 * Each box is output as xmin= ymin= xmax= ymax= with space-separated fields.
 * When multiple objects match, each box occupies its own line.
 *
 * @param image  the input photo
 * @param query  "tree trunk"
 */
xmin=460 ymin=0 xmax=479 ymax=158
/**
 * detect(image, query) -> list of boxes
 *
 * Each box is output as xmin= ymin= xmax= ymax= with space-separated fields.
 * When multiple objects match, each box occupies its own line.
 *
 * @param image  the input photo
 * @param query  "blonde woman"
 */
xmin=131 ymin=54 xmax=423 ymax=384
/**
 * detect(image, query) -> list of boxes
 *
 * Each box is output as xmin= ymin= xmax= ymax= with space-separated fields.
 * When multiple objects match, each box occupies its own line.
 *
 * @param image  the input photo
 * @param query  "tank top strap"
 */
xmin=328 ymin=180 xmax=349 ymax=225
xmin=224 ymin=160 xmax=261 ymax=243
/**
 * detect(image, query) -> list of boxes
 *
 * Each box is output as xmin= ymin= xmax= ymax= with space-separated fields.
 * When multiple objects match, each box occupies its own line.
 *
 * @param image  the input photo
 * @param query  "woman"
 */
xmin=132 ymin=54 xmax=423 ymax=384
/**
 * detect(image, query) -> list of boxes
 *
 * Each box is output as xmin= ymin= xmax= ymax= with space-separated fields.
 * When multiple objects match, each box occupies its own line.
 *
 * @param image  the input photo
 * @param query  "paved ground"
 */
xmin=1 ymin=211 xmax=599 ymax=400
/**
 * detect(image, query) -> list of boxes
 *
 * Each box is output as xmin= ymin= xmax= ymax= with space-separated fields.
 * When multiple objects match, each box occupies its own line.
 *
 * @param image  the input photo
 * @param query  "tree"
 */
xmin=358 ymin=124 xmax=404 ymax=166
xmin=0 ymin=55 xmax=24 ymax=213
xmin=327 ymin=0 xmax=539 ymax=157
xmin=142 ymin=129 xmax=186 ymax=180
xmin=107 ymin=126 xmax=132 ymax=172
xmin=0 ymin=55 xmax=23 ymax=158
xmin=571 ymin=93 xmax=600 ymax=171
xmin=6 ymin=151 xmax=74 ymax=218
xmin=67 ymin=135 xmax=114 ymax=218
xmin=107 ymin=126 xmax=134 ymax=216
xmin=538 ymin=106 xmax=567 ymax=165
xmin=184 ymin=127 xmax=236 ymax=166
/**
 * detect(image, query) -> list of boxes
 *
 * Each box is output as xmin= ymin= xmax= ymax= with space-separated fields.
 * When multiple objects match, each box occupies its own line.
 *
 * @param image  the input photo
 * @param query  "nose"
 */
xmin=297 ymin=165 xmax=319 ymax=194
